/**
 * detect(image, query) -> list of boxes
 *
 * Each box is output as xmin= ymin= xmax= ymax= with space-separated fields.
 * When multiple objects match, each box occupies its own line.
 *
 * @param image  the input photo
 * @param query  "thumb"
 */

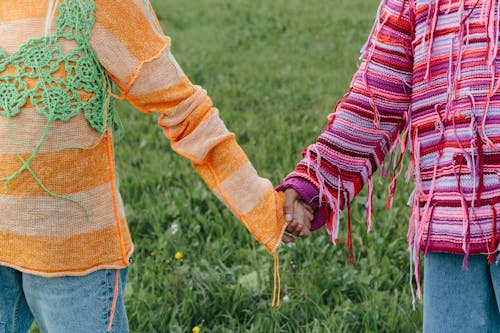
xmin=284 ymin=188 xmax=299 ymax=222
xmin=282 ymin=233 xmax=295 ymax=243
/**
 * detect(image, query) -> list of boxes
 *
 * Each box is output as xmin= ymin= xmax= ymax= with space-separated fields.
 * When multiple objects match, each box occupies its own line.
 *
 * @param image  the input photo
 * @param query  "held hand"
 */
xmin=281 ymin=189 xmax=313 ymax=243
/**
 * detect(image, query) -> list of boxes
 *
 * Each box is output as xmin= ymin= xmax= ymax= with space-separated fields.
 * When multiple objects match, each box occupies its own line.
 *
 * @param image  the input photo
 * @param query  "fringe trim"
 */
xmin=488 ymin=204 xmax=497 ymax=264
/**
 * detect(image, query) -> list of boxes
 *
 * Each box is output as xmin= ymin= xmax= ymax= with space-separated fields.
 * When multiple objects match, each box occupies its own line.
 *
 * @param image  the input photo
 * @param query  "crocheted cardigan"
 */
xmin=0 ymin=0 xmax=287 ymax=277
xmin=280 ymin=0 xmax=500 ymax=293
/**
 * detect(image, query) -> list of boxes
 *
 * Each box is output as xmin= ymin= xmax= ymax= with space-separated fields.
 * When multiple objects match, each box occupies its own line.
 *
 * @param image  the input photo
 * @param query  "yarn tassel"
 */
xmin=346 ymin=204 xmax=355 ymax=265
xmin=452 ymin=2 xmax=466 ymax=101
xmin=480 ymin=0 xmax=499 ymax=151
xmin=415 ymin=255 xmax=422 ymax=299
xmin=425 ymin=0 xmax=440 ymax=81
xmin=387 ymin=134 xmax=406 ymax=211
xmin=424 ymin=204 xmax=436 ymax=257
xmin=446 ymin=0 xmax=453 ymax=13
xmin=454 ymin=158 xmax=471 ymax=269
xmin=475 ymin=128 xmax=484 ymax=208
xmin=366 ymin=176 xmax=374 ymax=233
xmin=488 ymin=205 xmax=497 ymax=264
xmin=360 ymin=0 xmax=391 ymax=129
xmin=407 ymin=190 xmax=422 ymax=305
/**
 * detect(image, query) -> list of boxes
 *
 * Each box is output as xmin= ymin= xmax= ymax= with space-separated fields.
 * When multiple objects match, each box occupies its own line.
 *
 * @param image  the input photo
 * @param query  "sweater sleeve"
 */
xmin=280 ymin=0 xmax=414 ymax=241
xmin=89 ymin=0 xmax=287 ymax=253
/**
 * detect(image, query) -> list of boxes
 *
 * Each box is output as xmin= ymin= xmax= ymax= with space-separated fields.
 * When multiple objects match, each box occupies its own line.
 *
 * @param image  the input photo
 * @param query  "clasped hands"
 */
xmin=282 ymin=188 xmax=313 ymax=243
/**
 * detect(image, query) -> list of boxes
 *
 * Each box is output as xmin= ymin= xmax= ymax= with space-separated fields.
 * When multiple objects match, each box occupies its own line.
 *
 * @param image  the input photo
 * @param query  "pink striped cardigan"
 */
xmin=280 ymin=0 xmax=500 ymax=293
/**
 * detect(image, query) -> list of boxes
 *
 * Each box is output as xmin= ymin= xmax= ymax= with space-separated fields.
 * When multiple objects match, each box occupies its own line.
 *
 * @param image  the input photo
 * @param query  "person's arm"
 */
xmin=90 ymin=0 xmax=288 ymax=253
xmin=278 ymin=0 xmax=414 ymax=242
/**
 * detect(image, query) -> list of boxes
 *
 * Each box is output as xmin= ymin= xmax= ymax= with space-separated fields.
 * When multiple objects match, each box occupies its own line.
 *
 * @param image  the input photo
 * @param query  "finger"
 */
xmin=304 ymin=208 xmax=314 ymax=222
xmin=296 ymin=202 xmax=313 ymax=222
xmin=286 ymin=201 xmax=300 ymax=234
xmin=291 ymin=200 xmax=306 ymax=234
xmin=297 ymin=217 xmax=311 ymax=237
xmin=302 ymin=202 xmax=314 ymax=215
xmin=284 ymin=189 xmax=300 ymax=222
xmin=286 ymin=219 xmax=302 ymax=235
xmin=299 ymin=222 xmax=311 ymax=237
xmin=299 ymin=230 xmax=311 ymax=238
xmin=292 ymin=204 xmax=312 ymax=238
xmin=282 ymin=233 xmax=295 ymax=243
xmin=293 ymin=202 xmax=311 ymax=223
xmin=295 ymin=222 xmax=311 ymax=237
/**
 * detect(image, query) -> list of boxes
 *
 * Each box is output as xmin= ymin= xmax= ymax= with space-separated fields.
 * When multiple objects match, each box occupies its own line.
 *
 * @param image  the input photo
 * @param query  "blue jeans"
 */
xmin=424 ymin=252 xmax=500 ymax=333
xmin=0 ymin=266 xmax=129 ymax=333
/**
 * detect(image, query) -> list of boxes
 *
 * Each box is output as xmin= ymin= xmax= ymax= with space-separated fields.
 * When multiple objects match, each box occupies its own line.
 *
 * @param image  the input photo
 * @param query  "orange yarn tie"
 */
xmin=271 ymin=251 xmax=281 ymax=307
xmin=107 ymin=270 xmax=120 ymax=332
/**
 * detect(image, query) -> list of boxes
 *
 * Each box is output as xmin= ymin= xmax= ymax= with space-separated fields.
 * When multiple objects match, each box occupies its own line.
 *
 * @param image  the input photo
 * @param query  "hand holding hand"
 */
xmin=281 ymin=188 xmax=313 ymax=243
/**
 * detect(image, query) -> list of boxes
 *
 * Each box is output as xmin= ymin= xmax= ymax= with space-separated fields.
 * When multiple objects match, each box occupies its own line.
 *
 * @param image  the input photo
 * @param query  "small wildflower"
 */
xmin=175 ymin=251 xmax=183 ymax=260
xmin=170 ymin=223 xmax=179 ymax=235
xmin=282 ymin=295 xmax=290 ymax=303
xmin=192 ymin=326 xmax=200 ymax=333
xmin=150 ymin=251 xmax=156 ymax=257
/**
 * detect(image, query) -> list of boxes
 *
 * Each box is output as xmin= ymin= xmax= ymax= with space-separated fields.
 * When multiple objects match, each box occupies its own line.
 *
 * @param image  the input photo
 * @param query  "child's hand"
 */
xmin=281 ymin=189 xmax=313 ymax=243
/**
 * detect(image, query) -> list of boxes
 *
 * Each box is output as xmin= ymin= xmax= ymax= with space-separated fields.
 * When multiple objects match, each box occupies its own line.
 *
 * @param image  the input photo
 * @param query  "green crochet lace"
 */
xmin=0 ymin=0 xmax=119 ymax=213
xmin=0 ymin=0 xmax=116 ymax=131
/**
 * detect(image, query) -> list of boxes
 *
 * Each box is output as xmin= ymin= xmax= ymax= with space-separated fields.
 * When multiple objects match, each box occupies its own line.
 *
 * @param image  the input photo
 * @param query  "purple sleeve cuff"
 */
xmin=276 ymin=177 xmax=327 ymax=231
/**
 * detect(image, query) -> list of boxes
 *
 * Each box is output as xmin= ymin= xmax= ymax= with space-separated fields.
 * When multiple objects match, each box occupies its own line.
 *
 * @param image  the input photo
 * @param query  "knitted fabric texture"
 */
xmin=282 ymin=0 xmax=500 ymax=297
xmin=0 ymin=0 xmax=287 ymax=277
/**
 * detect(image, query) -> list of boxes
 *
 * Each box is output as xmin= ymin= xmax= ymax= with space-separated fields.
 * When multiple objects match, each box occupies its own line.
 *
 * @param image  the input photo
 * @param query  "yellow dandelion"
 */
xmin=192 ymin=326 xmax=200 ymax=333
xmin=175 ymin=251 xmax=183 ymax=260
xmin=150 ymin=251 xmax=156 ymax=257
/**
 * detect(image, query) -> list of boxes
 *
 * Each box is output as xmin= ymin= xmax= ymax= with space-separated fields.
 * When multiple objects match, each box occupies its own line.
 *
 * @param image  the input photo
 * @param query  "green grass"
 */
xmin=31 ymin=0 xmax=423 ymax=332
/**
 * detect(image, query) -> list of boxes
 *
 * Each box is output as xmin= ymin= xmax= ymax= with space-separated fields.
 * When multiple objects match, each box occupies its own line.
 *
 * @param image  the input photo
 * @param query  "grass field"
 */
xmin=32 ymin=0 xmax=423 ymax=332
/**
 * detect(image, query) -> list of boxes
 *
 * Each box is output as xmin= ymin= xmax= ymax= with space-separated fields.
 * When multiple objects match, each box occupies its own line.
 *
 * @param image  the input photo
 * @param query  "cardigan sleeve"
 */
xmin=89 ymin=0 xmax=287 ymax=253
xmin=279 ymin=0 xmax=414 ymax=241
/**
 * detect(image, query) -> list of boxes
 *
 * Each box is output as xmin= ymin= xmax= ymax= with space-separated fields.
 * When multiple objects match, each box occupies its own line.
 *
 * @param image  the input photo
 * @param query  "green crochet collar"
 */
xmin=0 ymin=0 xmax=116 ymax=133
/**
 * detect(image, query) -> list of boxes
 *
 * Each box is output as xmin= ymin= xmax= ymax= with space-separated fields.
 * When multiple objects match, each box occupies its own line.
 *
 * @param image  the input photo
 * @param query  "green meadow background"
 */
xmin=34 ymin=0 xmax=423 ymax=332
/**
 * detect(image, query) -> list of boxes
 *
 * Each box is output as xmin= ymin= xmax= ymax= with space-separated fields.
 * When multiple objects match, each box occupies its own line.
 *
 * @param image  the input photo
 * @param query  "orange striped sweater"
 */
xmin=0 ymin=0 xmax=287 ymax=277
